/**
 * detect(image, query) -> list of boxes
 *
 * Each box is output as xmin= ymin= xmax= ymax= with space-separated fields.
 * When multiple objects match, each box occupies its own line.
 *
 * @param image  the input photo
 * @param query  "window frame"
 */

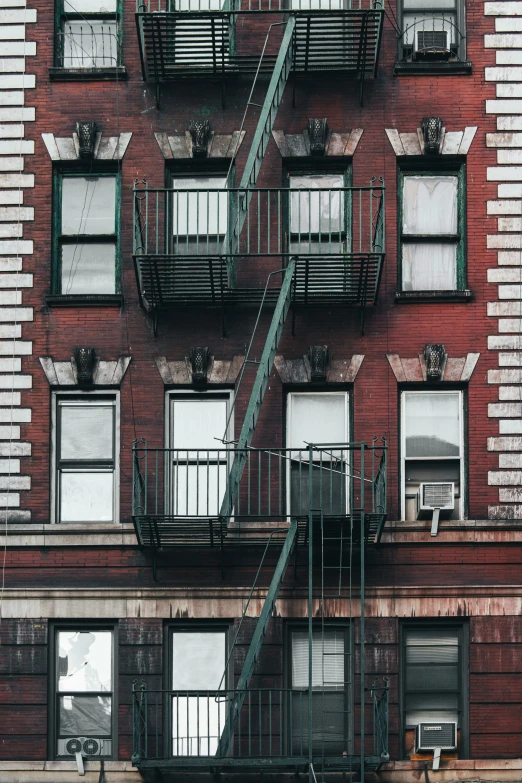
xmin=165 ymin=622 xmax=231 ymax=758
xmin=283 ymin=162 xmax=352 ymax=257
xmin=395 ymin=0 xmax=468 ymax=71
xmin=285 ymin=390 xmax=351 ymax=517
xmin=286 ymin=622 xmax=354 ymax=757
xmin=399 ymin=620 xmax=469 ymax=759
xmin=166 ymin=163 xmax=234 ymax=257
xmin=165 ymin=388 xmax=234 ymax=517
xmin=397 ymin=163 xmax=467 ymax=294
xmin=399 ymin=387 xmax=466 ymax=521
xmin=54 ymin=0 xmax=123 ymax=70
xmin=52 ymin=166 xmax=121 ymax=298
xmin=48 ymin=621 xmax=118 ymax=761
xmin=51 ymin=390 xmax=120 ymax=525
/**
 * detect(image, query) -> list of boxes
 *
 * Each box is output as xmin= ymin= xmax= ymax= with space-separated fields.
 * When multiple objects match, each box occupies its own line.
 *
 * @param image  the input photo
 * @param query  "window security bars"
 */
xmin=133 ymin=184 xmax=385 ymax=258
xmin=131 ymin=680 xmax=388 ymax=766
xmin=57 ymin=23 xmax=119 ymax=68
xmin=137 ymin=0 xmax=383 ymax=14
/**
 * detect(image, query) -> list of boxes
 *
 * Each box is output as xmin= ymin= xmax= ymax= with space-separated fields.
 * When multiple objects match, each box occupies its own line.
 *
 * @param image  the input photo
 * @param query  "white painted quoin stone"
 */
xmin=0 ymin=0 xmax=35 ymax=521
xmin=485 ymin=0 xmax=522 ymax=519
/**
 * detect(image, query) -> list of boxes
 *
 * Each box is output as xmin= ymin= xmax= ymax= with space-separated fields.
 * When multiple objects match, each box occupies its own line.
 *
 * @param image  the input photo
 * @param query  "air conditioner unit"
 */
xmin=414 ymin=29 xmax=451 ymax=60
xmin=417 ymin=482 xmax=454 ymax=536
xmin=415 ymin=722 xmax=457 ymax=752
xmin=58 ymin=737 xmax=111 ymax=757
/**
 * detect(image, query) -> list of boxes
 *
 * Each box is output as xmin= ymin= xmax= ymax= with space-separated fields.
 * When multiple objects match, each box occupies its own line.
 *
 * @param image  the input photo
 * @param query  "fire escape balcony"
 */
xmin=132 ymin=441 xmax=387 ymax=550
xmin=133 ymin=183 xmax=385 ymax=314
xmin=135 ymin=0 xmax=384 ymax=86
xmin=131 ymin=679 xmax=389 ymax=774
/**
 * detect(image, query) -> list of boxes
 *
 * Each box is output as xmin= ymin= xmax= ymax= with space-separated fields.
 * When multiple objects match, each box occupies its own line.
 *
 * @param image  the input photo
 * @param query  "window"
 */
xmin=399 ymin=168 xmax=465 ymax=293
xmin=286 ymin=392 xmax=349 ymax=516
xmin=402 ymin=623 xmax=467 ymax=757
xmin=55 ymin=0 xmax=121 ymax=69
xmin=171 ymin=629 xmax=227 ymax=756
xmin=53 ymin=395 xmax=119 ymax=523
xmin=171 ymin=175 xmax=228 ymax=255
xmin=289 ymin=628 xmax=352 ymax=755
xmin=397 ymin=0 xmax=466 ymax=67
xmin=288 ymin=173 xmax=347 ymax=255
xmin=53 ymin=171 xmax=119 ymax=296
xmin=401 ymin=390 xmax=464 ymax=521
xmin=53 ymin=626 xmax=115 ymax=758
xmin=168 ymin=0 xmax=229 ymax=70
xmin=167 ymin=392 xmax=232 ymax=516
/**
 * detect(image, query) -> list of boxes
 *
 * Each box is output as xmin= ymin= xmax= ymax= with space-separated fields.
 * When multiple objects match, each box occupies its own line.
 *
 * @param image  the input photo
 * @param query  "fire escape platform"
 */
xmin=135 ymin=754 xmax=384 ymax=772
xmin=133 ymin=253 xmax=385 ymax=311
xmin=136 ymin=9 xmax=384 ymax=83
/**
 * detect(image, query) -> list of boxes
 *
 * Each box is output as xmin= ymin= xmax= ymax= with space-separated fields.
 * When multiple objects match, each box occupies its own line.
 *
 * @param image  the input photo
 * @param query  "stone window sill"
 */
xmin=49 ymin=66 xmax=127 ymax=81
xmin=394 ymin=61 xmax=472 ymax=76
xmin=0 ymin=522 xmax=136 ymax=547
xmin=395 ymin=289 xmax=473 ymax=304
xmin=46 ymin=294 xmax=124 ymax=307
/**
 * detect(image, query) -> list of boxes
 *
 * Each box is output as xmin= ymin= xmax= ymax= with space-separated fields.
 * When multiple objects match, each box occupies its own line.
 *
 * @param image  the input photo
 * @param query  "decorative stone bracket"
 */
xmin=40 ymin=355 xmax=132 ymax=386
xmin=272 ymin=128 xmax=363 ymax=158
xmin=385 ymin=126 xmax=477 ymax=156
xmin=386 ymin=352 xmax=480 ymax=383
xmin=42 ymin=131 xmax=132 ymax=161
xmin=275 ymin=354 xmax=364 ymax=384
xmin=155 ymin=355 xmax=245 ymax=385
xmin=154 ymin=130 xmax=246 ymax=159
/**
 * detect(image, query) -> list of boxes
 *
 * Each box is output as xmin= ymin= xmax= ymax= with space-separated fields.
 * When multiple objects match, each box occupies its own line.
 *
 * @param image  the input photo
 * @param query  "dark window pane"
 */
xmin=406 ymin=665 xmax=458 ymax=691
xmin=59 ymin=695 xmax=111 ymax=736
xmin=291 ymin=692 xmax=346 ymax=755
xmin=290 ymin=462 xmax=346 ymax=516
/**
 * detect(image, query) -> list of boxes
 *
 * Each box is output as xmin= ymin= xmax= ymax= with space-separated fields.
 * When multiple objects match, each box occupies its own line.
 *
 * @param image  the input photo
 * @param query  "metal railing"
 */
xmin=131 ymin=680 xmax=388 ymax=765
xmin=132 ymin=441 xmax=387 ymax=520
xmin=133 ymin=184 xmax=385 ymax=260
xmin=137 ymin=0 xmax=383 ymax=13
xmin=56 ymin=24 xmax=120 ymax=68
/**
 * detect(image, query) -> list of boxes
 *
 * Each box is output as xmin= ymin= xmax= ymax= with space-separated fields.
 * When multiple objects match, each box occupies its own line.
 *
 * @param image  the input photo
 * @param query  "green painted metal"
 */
xmin=216 ymin=518 xmax=299 ymax=758
xmin=219 ymin=258 xmax=295 ymax=522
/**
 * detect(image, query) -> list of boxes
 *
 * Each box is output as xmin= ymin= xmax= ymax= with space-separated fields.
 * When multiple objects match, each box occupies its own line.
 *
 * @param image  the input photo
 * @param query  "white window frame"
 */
xmin=285 ymin=391 xmax=350 ymax=516
xmin=165 ymin=389 xmax=234 ymax=516
xmin=51 ymin=390 xmax=120 ymax=525
xmin=171 ymin=174 xmax=229 ymax=254
xmin=400 ymin=389 xmax=464 ymax=520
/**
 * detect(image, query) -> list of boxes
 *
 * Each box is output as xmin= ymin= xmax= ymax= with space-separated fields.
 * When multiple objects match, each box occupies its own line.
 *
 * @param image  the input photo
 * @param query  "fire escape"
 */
xmin=131 ymin=2 xmax=388 ymax=781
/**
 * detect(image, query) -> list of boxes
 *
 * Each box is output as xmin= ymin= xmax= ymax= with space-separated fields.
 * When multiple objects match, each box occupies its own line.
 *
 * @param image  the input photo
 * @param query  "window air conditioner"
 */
xmin=415 ymin=721 xmax=457 ymax=752
xmin=58 ymin=737 xmax=111 ymax=757
xmin=416 ymin=482 xmax=454 ymax=536
xmin=414 ymin=29 xmax=450 ymax=60
xmin=415 ymin=722 xmax=457 ymax=769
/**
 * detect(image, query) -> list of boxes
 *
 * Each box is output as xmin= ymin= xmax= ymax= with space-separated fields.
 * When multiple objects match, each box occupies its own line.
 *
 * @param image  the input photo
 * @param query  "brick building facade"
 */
xmin=0 ymin=0 xmax=522 ymax=779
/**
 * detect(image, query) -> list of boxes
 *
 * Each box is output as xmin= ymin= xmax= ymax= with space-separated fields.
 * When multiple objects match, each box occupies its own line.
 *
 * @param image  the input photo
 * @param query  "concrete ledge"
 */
xmin=0 ymin=522 xmax=137 ymax=546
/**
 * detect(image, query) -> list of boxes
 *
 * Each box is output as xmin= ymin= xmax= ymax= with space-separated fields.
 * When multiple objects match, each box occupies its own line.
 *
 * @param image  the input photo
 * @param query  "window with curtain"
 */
xmin=171 ymin=175 xmax=229 ymax=255
xmin=56 ymin=0 xmax=121 ymax=69
xmin=55 ymin=628 xmax=114 ymax=758
xmin=403 ymin=626 xmax=464 ymax=730
xmin=55 ymin=397 xmax=117 ymax=523
xmin=286 ymin=392 xmax=349 ymax=516
xmin=171 ymin=630 xmax=227 ymax=756
xmin=400 ymin=173 xmax=465 ymax=292
xmin=401 ymin=390 xmax=463 ymax=521
xmin=290 ymin=629 xmax=351 ymax=755
xmin=398 ymin=0 xmax=465 ymax=64
xmin=169 ymin=395 xmax=230 ymax=516
xmin=55 ymin=173 xmax=118 ymax=296
xmin=289 ymin=174 xmax=346 ymax=255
